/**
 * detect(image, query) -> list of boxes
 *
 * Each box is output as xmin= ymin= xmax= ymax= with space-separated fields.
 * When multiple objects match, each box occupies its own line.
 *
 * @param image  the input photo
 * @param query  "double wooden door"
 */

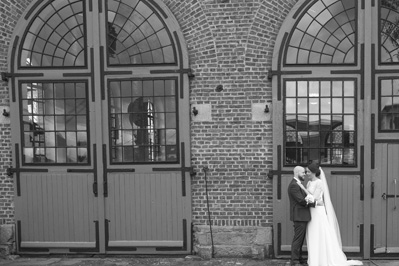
xmin=271 ymin=0 xmax=399 ymax=259
xmin=9 ymin=0 xmax=192 ymax=255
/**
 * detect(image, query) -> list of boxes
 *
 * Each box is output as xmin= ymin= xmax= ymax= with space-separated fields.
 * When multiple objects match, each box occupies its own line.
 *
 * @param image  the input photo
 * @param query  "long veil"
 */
xmin=319 ymin=167 xmax=342 ymax=247
xmin=319 ymin=168 xmax=363 ymax=265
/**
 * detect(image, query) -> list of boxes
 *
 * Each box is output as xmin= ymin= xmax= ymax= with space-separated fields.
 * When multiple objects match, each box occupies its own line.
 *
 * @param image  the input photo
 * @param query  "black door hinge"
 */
xmin=7 ymin=167 xmax=17 ymax=176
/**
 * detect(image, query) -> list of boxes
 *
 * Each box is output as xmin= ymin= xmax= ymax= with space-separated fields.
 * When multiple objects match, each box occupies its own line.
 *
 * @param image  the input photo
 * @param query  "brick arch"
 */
xmin=163 ymin=0 xmax=218 ymax=69
xmin=1 ymin=0 xmax=32 ymax=77
xmin=245 ymin=0 xmax=297 ymax=67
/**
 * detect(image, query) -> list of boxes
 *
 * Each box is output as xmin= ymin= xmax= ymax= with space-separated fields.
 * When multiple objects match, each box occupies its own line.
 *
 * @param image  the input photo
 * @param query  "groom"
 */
xmin=288 ymin=166 xmax=315 ymax=266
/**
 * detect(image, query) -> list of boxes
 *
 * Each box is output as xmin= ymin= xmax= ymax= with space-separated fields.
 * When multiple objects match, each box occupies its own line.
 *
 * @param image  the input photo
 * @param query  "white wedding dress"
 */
xmin=305 ymin=169 xmax=363 ymax=266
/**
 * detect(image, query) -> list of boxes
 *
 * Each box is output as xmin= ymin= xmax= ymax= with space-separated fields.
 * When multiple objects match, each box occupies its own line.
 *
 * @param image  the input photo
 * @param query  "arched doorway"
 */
xmin=7 ymin=0 xmax=192 ymax=254
xmin=272 ymin=0 xmax=399 ymax=259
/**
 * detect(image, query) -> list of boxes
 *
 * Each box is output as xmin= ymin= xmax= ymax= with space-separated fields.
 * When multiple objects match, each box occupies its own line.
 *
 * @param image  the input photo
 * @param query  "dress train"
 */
xmin=306 ymin=206 xmax=363 ymax=266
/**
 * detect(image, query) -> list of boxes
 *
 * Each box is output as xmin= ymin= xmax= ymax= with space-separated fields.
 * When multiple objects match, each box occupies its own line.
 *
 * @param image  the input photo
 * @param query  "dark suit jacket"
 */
xmin=288 ymin=179 xmax=312 ymax=222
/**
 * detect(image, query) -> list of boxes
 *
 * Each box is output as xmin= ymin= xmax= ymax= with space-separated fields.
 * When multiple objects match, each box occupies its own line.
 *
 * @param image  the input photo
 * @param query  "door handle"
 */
xmin=93 ymin=181 xmax=98 ymax=197
xmin=382 ymin=193 xmax=387 ymax=200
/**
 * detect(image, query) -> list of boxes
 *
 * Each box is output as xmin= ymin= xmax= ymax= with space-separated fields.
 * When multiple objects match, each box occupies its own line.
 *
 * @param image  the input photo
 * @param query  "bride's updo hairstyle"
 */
xmin=307 ymin=161 xmax=321 ymax=177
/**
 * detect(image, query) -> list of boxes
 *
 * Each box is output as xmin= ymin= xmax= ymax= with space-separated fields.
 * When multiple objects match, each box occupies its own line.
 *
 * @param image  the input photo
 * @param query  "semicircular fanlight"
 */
xmin=285 ymin=0 xmax=356 ymax=65
xmin=380 ymin=0 xmax=399 ymax=63
xmin=106 ymin=0 xmax=176 ymax=65
xmin=20 ymin=0 xmax=86 ymax=67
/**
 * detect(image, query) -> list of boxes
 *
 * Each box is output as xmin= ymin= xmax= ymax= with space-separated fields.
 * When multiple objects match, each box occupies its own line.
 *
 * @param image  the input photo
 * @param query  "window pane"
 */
xmin=309 ymin=99 xmax=319 ymax=113
xmin=344 ymin=115 xmax=355 ymax=130
xmin=298 ymin=81 xmax=308 ymax=96
xmin=321 ymin=81 xmax=331 ymax=96
xmin=321 ymin=99 xmax=331 ymax=113
xmin=297 ymin=99 xmax=308 ymax=114
xmin=344 ymin=81 xmax=355 ymax=96
xmin=344 ymin=98 xmax=355 ymax=113
xmin=286 ymin=81 xmax=297 ymax=97
xmin=332 ymin=98 xmax=343 ymax=113
xmin=286 ymin=99 xmax=297 ymax=114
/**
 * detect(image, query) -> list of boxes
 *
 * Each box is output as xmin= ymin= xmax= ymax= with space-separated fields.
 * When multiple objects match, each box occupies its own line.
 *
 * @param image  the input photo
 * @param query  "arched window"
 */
xmin=285 ymin=0 xmax=356 ymax=65
xmin=106 ymin=0 xmax=176 ymax=65
xmin=20 ymin=0 xmax=86 ymax=67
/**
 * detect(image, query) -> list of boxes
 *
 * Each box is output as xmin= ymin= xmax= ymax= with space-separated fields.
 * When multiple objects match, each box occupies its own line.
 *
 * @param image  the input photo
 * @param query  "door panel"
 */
xmin=105 ymin=171 xmax=190 ymax=251
xmin=15 ymin=172 xmax=98 ymax=251
xmin=372 ymin=143 xmax=399 ymax=255
xmin=274 ymin=174 xmax=292 ymax=253
xmin=327 ymin=174 xmax=363 ymax=252
xmin=387 ymin=144 xmax=399 ymax=253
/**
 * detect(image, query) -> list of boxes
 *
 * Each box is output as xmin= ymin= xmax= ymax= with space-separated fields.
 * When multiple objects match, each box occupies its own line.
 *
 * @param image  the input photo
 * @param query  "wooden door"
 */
xmin=102 ymin=77 xmax=193 ymax=254
xmin=372 ymin=143 xmax=399 ymax=256
xmin=9 ymin=0 xmax=192 ymax=254
xmin=271 ymin=0 xmax=364 ymax=258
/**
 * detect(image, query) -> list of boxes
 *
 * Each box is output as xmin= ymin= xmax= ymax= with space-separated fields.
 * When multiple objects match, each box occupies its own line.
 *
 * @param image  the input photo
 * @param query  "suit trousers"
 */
xmin=291 ymin=221 xmax=307 ymax=264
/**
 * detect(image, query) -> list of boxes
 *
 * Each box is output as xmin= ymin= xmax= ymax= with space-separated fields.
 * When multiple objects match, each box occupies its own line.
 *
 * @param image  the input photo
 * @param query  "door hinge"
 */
xmin=7 ymin=167 xmax=17 ymax=176
xmin=93 ymin=181 xmax=98 ymax=197
xmin=1 ymin=72 xmax=12 ymax=82
xmin=104 ymin=181 xmax=108 ymax=197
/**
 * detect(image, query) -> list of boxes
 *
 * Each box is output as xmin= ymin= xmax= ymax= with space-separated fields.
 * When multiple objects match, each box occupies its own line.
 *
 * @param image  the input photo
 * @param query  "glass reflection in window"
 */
xmin=286 ymin=0 xmax=356 ymax=64
xmin=21 ymin=82 xmax=89 ymax=164
xmin=106 ymin=0 xmax=176 ymax=65
xmin=109 ymin=79 xmax=178 ymax=163
xmin=379 ymin=78 xmax=399 ymax=130
xmin=20 ymin=0 xmax=86 ymax=67
xmin=380 ymin=0 xmax=399 ymax=63
xmin=284 ymin=80 xmax=356 ymax=165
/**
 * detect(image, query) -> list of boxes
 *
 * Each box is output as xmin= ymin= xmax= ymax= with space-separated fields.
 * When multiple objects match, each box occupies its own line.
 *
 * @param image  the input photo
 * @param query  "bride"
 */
xmin=297 ymin=161 xmax=363 ymax=266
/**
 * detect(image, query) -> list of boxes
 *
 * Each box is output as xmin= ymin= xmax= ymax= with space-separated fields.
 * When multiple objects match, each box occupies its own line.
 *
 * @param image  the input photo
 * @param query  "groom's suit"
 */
xmin=288 ymin=178 xmax=314 ymax=266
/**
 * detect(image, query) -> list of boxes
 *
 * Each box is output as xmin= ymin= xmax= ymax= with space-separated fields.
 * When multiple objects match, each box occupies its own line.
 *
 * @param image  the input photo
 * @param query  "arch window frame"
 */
xmin=18 ymin=0 xmax=88 ymax=69
xmin=283 ymin=0 xmax=358 ymax=66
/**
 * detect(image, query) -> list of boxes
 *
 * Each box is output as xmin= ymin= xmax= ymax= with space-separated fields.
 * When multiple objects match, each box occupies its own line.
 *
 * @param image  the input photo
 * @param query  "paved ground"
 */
xmin=0 ymin=256 xmax=398 ymax=266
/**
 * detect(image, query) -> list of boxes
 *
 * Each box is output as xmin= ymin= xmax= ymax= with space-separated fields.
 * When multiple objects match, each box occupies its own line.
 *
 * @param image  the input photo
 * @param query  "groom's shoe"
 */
xmin=300 ymin=263 xmax=308 ymax=266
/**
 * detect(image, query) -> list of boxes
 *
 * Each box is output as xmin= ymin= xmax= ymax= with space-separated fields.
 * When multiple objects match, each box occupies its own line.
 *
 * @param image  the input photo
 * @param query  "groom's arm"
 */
xmin=288 ymin=184 xmax=308 ymax=207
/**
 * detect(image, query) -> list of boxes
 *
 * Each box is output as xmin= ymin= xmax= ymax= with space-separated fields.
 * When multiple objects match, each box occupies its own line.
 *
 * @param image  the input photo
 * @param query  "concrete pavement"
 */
xmin=0 ymin=256 xmax=398 ymax=266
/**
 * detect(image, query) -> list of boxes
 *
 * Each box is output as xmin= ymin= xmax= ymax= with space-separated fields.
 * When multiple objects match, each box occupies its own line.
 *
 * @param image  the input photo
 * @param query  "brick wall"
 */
xmin=0 ymin=0 xmax=32 ymax=224
xmin=164 ymin=0 xmax=297 ymax=227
